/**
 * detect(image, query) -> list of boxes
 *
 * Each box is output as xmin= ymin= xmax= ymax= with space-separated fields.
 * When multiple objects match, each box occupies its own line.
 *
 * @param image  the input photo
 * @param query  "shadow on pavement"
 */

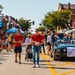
xmin=21 ymin=62 xmax=33 ymax=65
xmin=59 ymin=58 xmax=75 ymax=62
xmin=0 ymin=52 xmax=9 ymax=63
xmin=39 ymin=66 xmax=75 ymax=70
xmin=40 ymin=60 xmax=51 ymax=62
xmin=0 ymin=56 xmax=9 ymax=62
xmin=40 ymin=63 xmax=56 ymax=66
xmin=0 ymin=63 xmax=2 ymax=64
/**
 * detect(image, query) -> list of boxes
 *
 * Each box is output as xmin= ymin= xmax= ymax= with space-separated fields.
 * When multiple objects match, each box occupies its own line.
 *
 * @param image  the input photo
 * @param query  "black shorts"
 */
xmin=47 ymin=42 xmax=51 ymax=45
xmin=14 ymin=47 xmax=22 ymax=53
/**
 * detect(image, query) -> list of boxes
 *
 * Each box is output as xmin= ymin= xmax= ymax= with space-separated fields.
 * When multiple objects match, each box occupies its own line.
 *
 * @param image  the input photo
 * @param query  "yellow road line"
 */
xmin=56 ymin=62 xmax=75 ymax=75
xmin=40 ymin=54 xmax=75 ymax=75
xmin=41 ymin=54 xmax=58 ymax=75
xmin=56 ymin=62 xmax=70 ymax=66
xmin=59 ymin=62 xmax=75 ymax=67
xmin=59 ymin=70 xmax=75 ymax=75
xmin=70 ymin=63 xmax=75 ymax=66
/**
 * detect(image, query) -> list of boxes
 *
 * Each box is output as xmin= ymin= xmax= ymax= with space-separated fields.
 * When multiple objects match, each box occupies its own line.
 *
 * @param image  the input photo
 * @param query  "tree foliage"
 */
xmin=0 ymin=5 xmax=3 ymax=9
xmin=18 ymin=18 xmax=31 ymax=31
xmin=42 ymin=10 xmax=71 ymax=29
xmin=0 ymin=5 xmax=3 ymax=13
xmin=38 ymin=26 xmax=46 ymax=32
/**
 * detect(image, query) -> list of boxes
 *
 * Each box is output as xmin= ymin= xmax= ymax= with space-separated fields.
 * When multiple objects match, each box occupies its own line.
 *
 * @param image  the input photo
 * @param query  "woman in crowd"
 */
xmin=47 ymin=33 xmax=52 ymax=56
xmin=25 ymin=34 xmax=32 ymax=60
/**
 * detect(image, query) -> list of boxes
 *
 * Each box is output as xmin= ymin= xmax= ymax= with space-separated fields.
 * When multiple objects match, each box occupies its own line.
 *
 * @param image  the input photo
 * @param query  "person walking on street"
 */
xmin=25 ymin=34 xmax=32 ymax=60
xmin=13 ymin=29 xmax=23 ymax=64
xmin=31 ymin=29 xmax=44 ymax=68
xmin=51 ymin=30 xmax=56 ymax=50
xmin=39 ymin=31 xmax=46 ymax=54
xmin=51 ymin=30 xmax=56 ymax=57
xmin=47 ymin=33 xmax=52 ymax=56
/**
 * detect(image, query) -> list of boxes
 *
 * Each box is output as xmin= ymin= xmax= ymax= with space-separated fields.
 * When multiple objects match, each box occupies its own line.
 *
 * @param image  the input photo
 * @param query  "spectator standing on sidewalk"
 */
xmin=8 ymin=34 xmax=14 ymax=52
xmin=39 ymin=31 xmax=45 ymax=54
xmin=13 ymin=29 xmax=23 ymax=64
xmin=51 ymin=30 xmax=56 ymax=57
xmin=47 ymin=33 xmax=52 ymax=56
xmin=31 ymin=29 xmax=44 ymax=68
xmin=51 ymin=30 xmax=56 ymax=50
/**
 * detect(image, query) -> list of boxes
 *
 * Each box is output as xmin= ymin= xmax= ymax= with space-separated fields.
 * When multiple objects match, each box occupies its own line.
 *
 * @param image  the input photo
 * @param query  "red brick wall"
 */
xmin=71 ymin=15 xmax=75 ymax=21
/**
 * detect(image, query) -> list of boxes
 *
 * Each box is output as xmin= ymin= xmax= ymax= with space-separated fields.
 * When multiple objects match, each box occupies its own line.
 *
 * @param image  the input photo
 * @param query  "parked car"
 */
xmin=54 ymin=38 xmax=75 ymax=60
xmin=57 ymin=33 xmax=64 ymax=38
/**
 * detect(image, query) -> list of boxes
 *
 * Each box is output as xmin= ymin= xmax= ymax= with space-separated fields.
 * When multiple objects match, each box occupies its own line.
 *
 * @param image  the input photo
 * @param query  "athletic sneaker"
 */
xmin=36 ymin=64 xmax=40 ymax=68
xmin=19 ymin=61 xmax=21 ymax=64
xmin=33 ymin=64 xmax=36 ymax=68
xmin=15 ymin=60 xmax=17 ymax=63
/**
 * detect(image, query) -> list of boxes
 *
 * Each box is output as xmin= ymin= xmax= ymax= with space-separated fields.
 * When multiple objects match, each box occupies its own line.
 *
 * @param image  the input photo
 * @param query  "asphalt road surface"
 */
xmin=0 ymin=46 xmax=75 ymax=75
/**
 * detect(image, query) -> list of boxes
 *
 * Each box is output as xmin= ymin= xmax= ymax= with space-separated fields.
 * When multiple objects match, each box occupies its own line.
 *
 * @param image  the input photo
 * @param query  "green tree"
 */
xmin=42 ymin=10 xmax=71 ymax=29
xmin=38 ymin=26 xmax=46 ymax=32
xmin=18 ymin=18 xmax=31 ymax=31
xmin=57 ymin=10 xmax=71 ymax=28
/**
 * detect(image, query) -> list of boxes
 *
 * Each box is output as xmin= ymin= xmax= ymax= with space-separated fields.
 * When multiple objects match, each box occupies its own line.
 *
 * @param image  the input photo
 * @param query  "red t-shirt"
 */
xmin=14 ymin=34 xmax=23 ymax=47
xmin=32 ymin=34 xmax=44 ymax=43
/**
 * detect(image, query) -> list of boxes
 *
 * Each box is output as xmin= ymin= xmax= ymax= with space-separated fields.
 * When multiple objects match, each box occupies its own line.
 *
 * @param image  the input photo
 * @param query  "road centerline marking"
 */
xmin=40 ymin=54 xmax=57 ymax=75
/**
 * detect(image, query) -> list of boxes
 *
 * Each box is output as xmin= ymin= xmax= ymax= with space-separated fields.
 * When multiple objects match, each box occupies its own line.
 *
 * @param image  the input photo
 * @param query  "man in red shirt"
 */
xmin=13 ymin=29 xmax=23 ymax=64
xmin=31 ymin=29 xmax=44 ymax=68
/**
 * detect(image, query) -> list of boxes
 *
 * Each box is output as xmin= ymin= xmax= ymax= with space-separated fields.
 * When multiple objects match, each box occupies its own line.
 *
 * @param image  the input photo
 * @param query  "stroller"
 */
xmin=25 ymin=44 xmax=32 ymax=61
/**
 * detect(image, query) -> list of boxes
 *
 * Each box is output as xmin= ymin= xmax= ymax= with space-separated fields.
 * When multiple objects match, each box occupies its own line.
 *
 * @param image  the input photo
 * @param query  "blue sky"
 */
xmin=0 ymin=0 xmax=75 ymax=32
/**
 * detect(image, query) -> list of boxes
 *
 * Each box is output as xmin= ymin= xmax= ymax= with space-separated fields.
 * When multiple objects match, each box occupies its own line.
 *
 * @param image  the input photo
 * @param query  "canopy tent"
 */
xmin=65 ymin=29 xmax=75 ymax=34
xmin=6 ymin=27 xmax=24 ymax=34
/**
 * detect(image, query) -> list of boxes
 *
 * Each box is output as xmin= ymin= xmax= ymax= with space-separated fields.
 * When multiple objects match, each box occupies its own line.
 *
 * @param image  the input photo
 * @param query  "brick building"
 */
xmin=58 ymin=2 xmax=75 ymax=26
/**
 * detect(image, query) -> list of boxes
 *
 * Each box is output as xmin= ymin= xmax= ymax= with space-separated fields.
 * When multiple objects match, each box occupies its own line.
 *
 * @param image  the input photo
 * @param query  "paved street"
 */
xmin=0 ymin=49 xmax=52 ymax=75
xmin=1 ymin=1 xmax=75 ymax=75
xmin=0 ymin=46 xmax=75 ymax=75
